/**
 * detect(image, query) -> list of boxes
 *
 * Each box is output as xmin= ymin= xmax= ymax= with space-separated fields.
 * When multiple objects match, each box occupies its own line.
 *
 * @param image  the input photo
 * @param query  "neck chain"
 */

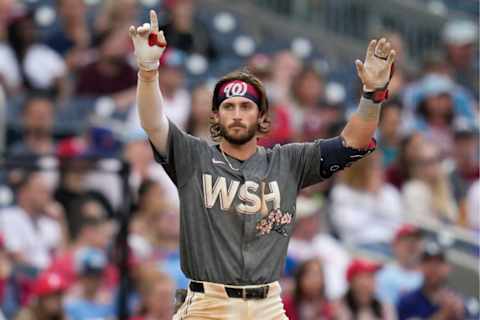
xmin=220 ymin=148 xmax=240 ymax=171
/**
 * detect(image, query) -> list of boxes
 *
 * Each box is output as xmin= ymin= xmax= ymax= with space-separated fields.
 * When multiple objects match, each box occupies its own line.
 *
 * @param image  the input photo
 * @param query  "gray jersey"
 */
xmin=150 ymin=119 xmax=373 ymax=285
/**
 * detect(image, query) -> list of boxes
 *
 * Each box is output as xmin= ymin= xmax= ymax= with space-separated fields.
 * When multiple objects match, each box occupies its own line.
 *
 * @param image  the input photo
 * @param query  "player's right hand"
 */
xmin=129 ymin=10 xmax=167 ymax=72
xmin=355 ymin=38 xmax=395 ymax=92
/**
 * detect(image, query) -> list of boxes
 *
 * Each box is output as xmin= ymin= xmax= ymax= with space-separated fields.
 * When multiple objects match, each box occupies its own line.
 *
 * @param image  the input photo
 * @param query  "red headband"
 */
xmin=215 ymin=80 xmax=261 ymax=108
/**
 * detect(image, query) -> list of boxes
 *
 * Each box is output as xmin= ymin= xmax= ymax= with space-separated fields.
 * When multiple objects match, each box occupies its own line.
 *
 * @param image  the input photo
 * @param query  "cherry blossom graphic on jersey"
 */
xmin=256 ymin=208 xmax=292 ymax=236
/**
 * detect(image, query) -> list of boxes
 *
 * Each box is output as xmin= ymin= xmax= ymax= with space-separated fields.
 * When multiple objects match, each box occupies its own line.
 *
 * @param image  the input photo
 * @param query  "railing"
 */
xmin=250 ymin=0 xmax=475 ymax=61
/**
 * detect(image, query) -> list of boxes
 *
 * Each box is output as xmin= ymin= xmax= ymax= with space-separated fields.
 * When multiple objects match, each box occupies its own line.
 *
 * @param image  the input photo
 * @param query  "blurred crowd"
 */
xmin=0 ymin=0 xmax=478 ymax=319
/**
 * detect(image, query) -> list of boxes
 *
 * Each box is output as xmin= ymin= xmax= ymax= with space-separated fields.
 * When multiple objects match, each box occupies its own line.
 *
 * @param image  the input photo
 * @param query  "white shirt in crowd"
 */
xmin=331 ymin=183 xmax=404 ymax=245
xmin=127 ymin=88 xmax=191 ymax=130
xmin=0 ymin=206 xmax=62 ymax=269
xmin=162 ymin=88 xmax=191 ymax=130
xmin=23 ymin=44 xmax=66 ymax=89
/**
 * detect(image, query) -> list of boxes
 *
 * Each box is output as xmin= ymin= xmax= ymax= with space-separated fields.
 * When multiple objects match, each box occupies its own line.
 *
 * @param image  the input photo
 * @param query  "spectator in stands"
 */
xmin=287 ymin=196 xmax=350 ymax=299
xmin=65 ymin=195 xmax=112 ymax=241
xmin=283 ymin=258 xmax=339 ymax=320
xmin=131 ymin=195 xmax=187 ymax=289
xmin=45 ymin=0 xmax=91 ymax=71
xmin=71 ymin=127 xmax=124 ymax=210
xmin=376 ymin=224 xmax=424 ymax=305
xmin=413 ymin=75 xmax=459 ymax=155
xmin=76 ymin=28 xmax=136 ymax=111
xmin=47 ymin=211 xmax=113 ymax=288
xmin=124 ymin=131 xmax=178 ymax=205
xmin=402 ymin=72 xmax=477 ymax=137
xmin=95 ymin=0 xmax=139 ymax=38
xmin=7 ymin=12 xmax=67 ymax=97
xmin=247 ymin=53 xmax=294 ymax=147
xmin=465 ymin=180 xmax=480 ymax=231
xmin=449 ymin=127 xmax=479 ymax=207
xmin=9 ymin=95 xmax=56 ymax=158
xmin=270 ymin=50 xmax=302 ymax=106
xmin=331 ymin=152 xmax=404 ymax=251
xmin=65 ymin=248 xmax=115 ymax=320
xmin=377 ymin=97 xmax=403 ymax=168
xmin=290 ymin=66 xmax=325 ymax=139
xmin=132 ymin=266 xmax=175 ymax=320
xmin=247 ymin=53 xmax=273 ymax=85
xmin=130 ymin=180 xmax=169 ymax=245
xmin=397 ymin=242 xmax=465 ymax=320
xmin=54 ymin=150 xmax=113 ymax=233
xmin=161 ymin=0 xmax=217 ymax=60
xmin=385 ymin=132 xmax=425 ymax=189
xmin=158 ymin=49 xmax=191 ymax=129
xmin=15 ymin=271 xmax=68 ymax=320
xmin=291 ymin=65 xmax=344 ymax=142
xmin=0 ymin=171 xmax=64 ymax=271
xmin=337 ymin=259 xmax=396 ymax=319
xmin=302 ymin=99 xmax=344 ymax=142
xmin=186 ymin=84 xmax=214 ymax=141
xmin=443 ymin=19 xmax=479 ymax=98
xmin=402 ymin=142 xmax=458 ymax=225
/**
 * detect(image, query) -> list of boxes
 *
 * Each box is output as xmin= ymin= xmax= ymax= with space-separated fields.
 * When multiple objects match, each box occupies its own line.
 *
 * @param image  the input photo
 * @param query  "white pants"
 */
xmin=173 ymin=281 xmax=288 ymax=320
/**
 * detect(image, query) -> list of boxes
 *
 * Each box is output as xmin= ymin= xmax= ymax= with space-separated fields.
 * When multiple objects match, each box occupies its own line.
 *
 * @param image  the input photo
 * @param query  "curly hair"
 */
xmin=209 ymin=69 xmax=271 ymax=142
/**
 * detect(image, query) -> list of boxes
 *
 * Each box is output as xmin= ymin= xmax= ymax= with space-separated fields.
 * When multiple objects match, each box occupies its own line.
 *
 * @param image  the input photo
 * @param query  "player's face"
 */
xmin=217 ymin=97 xmax=260 ymax=145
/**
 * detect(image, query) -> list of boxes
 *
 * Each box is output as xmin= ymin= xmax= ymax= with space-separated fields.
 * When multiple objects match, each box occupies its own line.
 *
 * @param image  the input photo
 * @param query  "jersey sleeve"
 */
xmin=149 ymin=119 xmax=203 ymax=187
xmin=281 ymin=136 xmax=376 ymax=189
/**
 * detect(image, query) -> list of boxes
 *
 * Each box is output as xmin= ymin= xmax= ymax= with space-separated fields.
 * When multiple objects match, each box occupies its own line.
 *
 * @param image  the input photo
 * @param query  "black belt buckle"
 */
xmin=225 ymin=286 xmax=269 ymax=300
xmin=246 ymin=286 xmax=269 ymax=299
xmin=189 ymin=281 xmax=205 ymax=293
xmin=190 ymin=281 xmax=269 ymax=300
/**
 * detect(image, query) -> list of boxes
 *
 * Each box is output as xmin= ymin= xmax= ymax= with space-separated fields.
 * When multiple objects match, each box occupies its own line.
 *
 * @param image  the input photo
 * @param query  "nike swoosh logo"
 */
xmin=212 ymin=158 xmax=226 ymax=165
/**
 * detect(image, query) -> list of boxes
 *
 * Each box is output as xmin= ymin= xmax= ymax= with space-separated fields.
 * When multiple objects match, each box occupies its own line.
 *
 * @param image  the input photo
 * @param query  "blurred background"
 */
xmin=0 ymin=0 xmax=478 ymax=319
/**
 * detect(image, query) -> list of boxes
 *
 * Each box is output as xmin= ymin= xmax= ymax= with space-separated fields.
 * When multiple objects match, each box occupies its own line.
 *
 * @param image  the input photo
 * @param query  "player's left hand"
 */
xmin=355 ymin=38 xmax=396 ymax=91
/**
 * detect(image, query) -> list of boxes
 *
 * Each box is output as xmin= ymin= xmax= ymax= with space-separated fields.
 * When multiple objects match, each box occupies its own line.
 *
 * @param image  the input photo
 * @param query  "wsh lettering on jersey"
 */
xmin=202 ymin=174 xmax=280 ymax=215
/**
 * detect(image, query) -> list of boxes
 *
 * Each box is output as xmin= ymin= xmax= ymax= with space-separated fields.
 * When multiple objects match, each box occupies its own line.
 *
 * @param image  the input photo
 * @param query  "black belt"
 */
xmin=189 ymin=281 xmax=270 ymax=300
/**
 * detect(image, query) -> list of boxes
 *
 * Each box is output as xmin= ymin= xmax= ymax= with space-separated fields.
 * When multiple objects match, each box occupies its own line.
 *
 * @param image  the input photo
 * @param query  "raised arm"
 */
xmin=341 ymin=38 xmax=396 ymax=149
xmin=129 ymin=10 xmax=169 ymax=153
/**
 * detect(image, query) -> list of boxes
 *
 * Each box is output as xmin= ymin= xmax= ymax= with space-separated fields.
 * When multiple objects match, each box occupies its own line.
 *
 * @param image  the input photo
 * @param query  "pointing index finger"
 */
xmin=150 ymin=10 xmax=159 ymax=33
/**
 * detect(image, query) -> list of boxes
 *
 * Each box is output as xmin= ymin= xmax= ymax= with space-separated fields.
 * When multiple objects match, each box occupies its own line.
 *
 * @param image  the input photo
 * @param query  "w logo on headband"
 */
xmin=224 ymin=82 xmax=248 ymax=97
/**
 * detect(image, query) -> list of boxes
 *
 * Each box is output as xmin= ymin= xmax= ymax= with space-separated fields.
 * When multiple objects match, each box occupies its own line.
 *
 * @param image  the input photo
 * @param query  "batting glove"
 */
xmin=129 ymin=10 xmax=167 ymax=72
xmin=355 ymin=38 xmax=396 ymax=92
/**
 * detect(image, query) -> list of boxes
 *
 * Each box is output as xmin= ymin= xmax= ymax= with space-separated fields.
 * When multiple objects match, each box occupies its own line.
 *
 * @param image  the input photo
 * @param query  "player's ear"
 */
xmin=258 ymin=111 xmax=266 ymax=123
xmin=210 ymin=111 xmax=219 ymax=124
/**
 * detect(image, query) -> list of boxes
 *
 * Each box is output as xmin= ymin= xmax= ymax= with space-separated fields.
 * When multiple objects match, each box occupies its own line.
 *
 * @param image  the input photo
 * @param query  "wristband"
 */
xmin=362 ymin=89 xmax=389 ymax=103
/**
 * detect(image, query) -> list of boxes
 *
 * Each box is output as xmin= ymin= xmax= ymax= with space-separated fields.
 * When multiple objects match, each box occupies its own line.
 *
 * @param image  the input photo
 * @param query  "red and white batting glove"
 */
xmin=129 ymin=10 xmax=167 ymax=72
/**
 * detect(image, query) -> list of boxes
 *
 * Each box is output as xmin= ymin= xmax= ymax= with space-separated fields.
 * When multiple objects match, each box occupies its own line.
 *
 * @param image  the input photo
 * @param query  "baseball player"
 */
xmin=129 ymin=10 xmax=395 ymax=320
